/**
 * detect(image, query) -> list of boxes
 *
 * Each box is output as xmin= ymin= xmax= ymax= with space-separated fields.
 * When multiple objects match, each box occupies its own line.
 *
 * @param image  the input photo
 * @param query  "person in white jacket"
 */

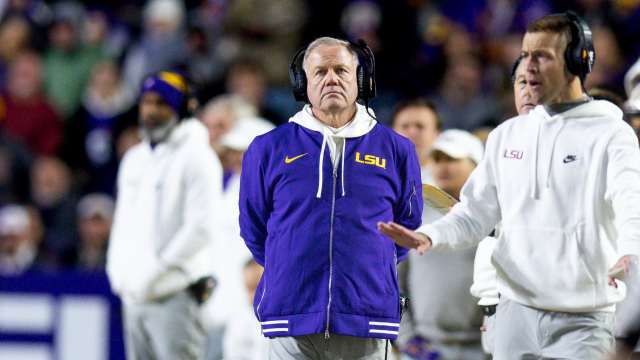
xmin=107 ymin=71 xmax=223 ymax=360
xmin=379 ymin=12 xmax=640 ymax=359
xmin=469 ymin=55 xmax=543 ymax=356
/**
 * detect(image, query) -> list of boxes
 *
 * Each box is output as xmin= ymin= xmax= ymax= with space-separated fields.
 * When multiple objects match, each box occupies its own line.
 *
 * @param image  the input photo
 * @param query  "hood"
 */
xmin=288 ymin=104 xmax=377 ymax=138
xmin=528 ymin=100 xmax=622 ymax=199
xmin=288 ymin=104 xmax=377 ymax=198
xmin=167 ymin=118 xmax=209 ymax=146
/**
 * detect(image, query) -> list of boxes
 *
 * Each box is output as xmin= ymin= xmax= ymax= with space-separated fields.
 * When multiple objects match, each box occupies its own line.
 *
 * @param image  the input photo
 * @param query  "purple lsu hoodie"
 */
xmin=239 ymin=105 xmax=423 ymax=340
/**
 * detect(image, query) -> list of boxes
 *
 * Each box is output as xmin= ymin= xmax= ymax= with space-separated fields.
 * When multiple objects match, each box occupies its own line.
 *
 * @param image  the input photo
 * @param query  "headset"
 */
xmin=563 ymin=11 xmax=595 ymax=82
xmin=289 ymin=38 xmax=377 ymax=105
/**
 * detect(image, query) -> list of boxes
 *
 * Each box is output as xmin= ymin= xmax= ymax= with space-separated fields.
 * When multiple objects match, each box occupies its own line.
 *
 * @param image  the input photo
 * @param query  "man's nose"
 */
xmin=325 ymin=70 xmax=340 ymax=85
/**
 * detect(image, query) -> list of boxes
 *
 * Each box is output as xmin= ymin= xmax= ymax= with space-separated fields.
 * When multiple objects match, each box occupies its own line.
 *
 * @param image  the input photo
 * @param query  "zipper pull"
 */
xmin=324 ymin=328 xmax=330 ymax=339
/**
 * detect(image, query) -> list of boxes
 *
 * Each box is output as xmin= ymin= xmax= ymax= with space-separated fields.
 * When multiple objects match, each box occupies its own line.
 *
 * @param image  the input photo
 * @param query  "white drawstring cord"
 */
xmin=316 ymin=135 xmax=327 ymax=198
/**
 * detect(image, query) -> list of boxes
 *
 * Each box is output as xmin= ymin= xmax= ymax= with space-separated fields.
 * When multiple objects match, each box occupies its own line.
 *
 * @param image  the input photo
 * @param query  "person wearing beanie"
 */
xmin=106 ymin=70 xmax=223 ymax=359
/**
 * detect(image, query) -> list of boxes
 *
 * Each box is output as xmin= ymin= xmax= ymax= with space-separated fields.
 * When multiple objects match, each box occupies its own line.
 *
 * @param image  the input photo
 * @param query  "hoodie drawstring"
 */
xmin=530 ymin=119 xmax=542 ymax=199
xmin=317 ymin=135 xmax=327 ymax=198
xmin=544 ymin=119 xmax=567 ymax=189
xmin=341 ymin=139 xmax=346 ymax=196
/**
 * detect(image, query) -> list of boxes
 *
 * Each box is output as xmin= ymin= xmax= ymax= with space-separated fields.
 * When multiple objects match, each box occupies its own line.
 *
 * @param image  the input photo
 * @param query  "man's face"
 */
xmin=304 ymin=45 xmax=359 ymax=114
xmin=513 ymin=63 xmax=540 ymax=115
xmin=393 ymin=106 xmax=440 ymax=153
xmin=139 ymin=92 xmax=176 ymax=131
xmin=431 ymin=151 xmax=476 ymax=196
xmin=200 ymin=106 xmax=233 ymax=147
xmin=520 ymin=31 xmax=571 ymax=105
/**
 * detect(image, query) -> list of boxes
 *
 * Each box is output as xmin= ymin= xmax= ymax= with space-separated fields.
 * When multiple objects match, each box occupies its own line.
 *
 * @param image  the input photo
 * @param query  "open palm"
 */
xmin=377 ymin=221 xmax=432 ymax=255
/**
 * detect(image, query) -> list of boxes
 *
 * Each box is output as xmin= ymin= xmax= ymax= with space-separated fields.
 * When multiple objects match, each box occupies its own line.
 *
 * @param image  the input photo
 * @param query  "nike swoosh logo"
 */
xmin=285 ymin=153 xmax=308 ymax=164
xmin=563 ymin=155 xmax=577 ymax=163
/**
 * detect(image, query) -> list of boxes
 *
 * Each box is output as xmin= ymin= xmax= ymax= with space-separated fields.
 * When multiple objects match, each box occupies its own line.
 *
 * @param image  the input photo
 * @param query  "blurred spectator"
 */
xmin=203 ymin=116 xmax=272 ymax=360
xmin=0 ymin=51 xmax=62 ymax=155
xmin=0 ymin=204 xmax=43 ymax=275
xmin=624 ymin=58 xmax=640 ymax=143
xmin=62 ymin=59 xmax=136 ymax=195
xmin=0 ymin=130 xmax=33 ymax=204
xmin=0 ymin=15 xmax=33 ymax=88
xmin=222 ymin=259 xmax=268 ymax=360
xmin=122 ymin=0 xmax=188 ymax=92
xmin=391 ymin=99 xmax=442 ymax=184
xmin=398 ymin=130 xmax=485 ymax=360
xmin=186 ymin=25 xmax=226 ymax=97
xmin=222 ymin=0 xmax=306 ymax=85
xmin=43 ymin=1 xmax=105 ymax=119
xmin=198 ymin=94 xmax=256 ymax=172
xmin=431 ymin=56 xmax=500 ymax=131
xmin=585 ymin=25 xmax=624 ymax=90
xmin=72 ymin=193 xmax=114 ymax=271
xmin=30 ymin=156 xmax=77 ymax=265
xmin=225 ymin=59 xmax=283 ymax=124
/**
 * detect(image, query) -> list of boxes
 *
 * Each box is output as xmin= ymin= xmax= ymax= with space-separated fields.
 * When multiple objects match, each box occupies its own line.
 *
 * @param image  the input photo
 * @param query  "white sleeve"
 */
xmin=417 ymin=131 xmax=502 ymax=251
xmin=605 ymin=126 xmax=640 ymax=256
xmin=470 ymin=236 xmax=499 ymax=305
xmin=159 ymin=144 xmax=223 ymax=267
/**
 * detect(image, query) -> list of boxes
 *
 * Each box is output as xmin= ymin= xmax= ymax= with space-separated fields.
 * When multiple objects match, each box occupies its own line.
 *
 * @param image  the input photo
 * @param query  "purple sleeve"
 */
xmin=394 ymin=142 xmax=423 ymax=262
xmin=239 ymin=140 xmax=271 ymax=266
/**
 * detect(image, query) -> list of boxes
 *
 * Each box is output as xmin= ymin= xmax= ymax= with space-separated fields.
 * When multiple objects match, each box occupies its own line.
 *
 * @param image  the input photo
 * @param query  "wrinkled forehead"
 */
xmin=303 ymin=44 xmax=358 ymax=71
xmin=521 ymin=31 xmax=568 ymax=54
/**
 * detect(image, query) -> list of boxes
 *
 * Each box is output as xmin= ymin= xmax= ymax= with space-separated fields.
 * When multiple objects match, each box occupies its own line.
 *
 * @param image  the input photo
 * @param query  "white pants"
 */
xmin=124 ymin=290 xmax=206 ymax=360
xmin=494 ymin=298 xmax=615 ymax=360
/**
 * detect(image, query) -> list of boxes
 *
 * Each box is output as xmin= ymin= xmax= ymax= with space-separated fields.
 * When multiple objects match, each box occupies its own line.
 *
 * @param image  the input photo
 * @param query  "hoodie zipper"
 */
xmin=325 ymin=162 xmax=338 ymax=339
xmin=408 ymin=181 xmax=417 ymax=217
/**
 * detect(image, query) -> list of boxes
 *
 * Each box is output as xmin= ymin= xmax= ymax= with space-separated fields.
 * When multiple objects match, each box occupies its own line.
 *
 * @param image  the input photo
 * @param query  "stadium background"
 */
xmin=0 ymin=0 xmax=639 ymax=359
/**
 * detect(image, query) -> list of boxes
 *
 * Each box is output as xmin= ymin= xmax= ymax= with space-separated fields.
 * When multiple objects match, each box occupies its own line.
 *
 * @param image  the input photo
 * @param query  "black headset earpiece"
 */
xmin=289 ymin=47 xmax=309 ymax=103
xmin=288 ymin=38 xmax=377 ymax=104
xmin=564 ymin=11 xmax=595 ymax=81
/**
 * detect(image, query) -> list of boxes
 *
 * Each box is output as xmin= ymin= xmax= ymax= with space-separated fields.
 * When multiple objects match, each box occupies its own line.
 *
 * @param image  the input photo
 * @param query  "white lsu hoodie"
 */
xmin=107 ymin=119 xmax=223 ymax=304
xmin=419 ymin=100 xmax=640 ymax=313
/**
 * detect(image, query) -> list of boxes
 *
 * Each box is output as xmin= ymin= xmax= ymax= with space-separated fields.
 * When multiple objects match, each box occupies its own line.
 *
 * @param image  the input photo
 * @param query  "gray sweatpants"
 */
xmin=269 ymin=333 xmax=386 ymax=360
xmin=494 ymin=298 xmax=615 ymax=360
xmin=124 ymin=290 xmax=206 ymax=360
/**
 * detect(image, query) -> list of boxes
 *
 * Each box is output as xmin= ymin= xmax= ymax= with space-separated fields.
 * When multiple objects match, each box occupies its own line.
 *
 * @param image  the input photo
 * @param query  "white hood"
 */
xmin=288 ymin=104 xmax=376 ymax=198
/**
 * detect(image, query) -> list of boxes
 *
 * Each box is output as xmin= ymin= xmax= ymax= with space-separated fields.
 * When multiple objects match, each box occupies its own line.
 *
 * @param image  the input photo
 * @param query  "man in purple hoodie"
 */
xmin=239 ymin=37 xmax=423 ymax=359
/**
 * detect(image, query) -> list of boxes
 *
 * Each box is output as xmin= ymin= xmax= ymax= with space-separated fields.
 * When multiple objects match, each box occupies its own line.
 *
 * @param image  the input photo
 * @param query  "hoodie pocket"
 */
xmin=493 ymin=225 xmax=596 ymax=309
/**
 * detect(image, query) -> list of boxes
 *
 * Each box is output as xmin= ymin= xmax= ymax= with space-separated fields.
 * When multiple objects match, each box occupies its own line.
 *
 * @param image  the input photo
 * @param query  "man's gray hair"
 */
xmin=302 ymin=37 xmax=359 ymax=71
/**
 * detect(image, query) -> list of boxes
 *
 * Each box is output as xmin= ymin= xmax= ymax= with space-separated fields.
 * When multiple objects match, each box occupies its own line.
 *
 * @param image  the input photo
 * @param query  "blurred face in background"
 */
xmin=520 ymin=31 xmax=571 ymax=105
xmin=393 ymin=105 xmax=440 ymax=162
xmin=49 ymin=21 xmax=76 ymax=52
xmin=79 ymin=214 xmax=111 ymax=249
xmin=0 ymin=16 xmax=31 ymax=61
xmin=7 ymin=52 xmax=42 ymax=100
xmin=431 ymin=150 xmax=476 ymax=198
xmin=30 ymin=157 xmax=71 ymax=207
xmin=89 ymin=61 xmax=120 ymax=98
xmin=138 ymin=92 xmax=176 ymax=132
xmin=304 ymin=44 xmax=359 ymax=116
xmin=200 ymin=104 xmax=234 ymax=150
xmin=226 ymin=65 xmax=266 ymax=107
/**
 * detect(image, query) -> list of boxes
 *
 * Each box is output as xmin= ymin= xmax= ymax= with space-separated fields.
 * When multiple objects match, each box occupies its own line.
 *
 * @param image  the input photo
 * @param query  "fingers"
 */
xmin=608 ymin=276 xmax=618 ymax=288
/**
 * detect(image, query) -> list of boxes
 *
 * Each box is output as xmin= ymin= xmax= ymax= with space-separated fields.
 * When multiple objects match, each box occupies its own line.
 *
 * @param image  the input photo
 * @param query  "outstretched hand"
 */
xmin=608 ymin=255 xmax=638 ymax=288
xmin=377 ymin=221 xmax=432 ymax=255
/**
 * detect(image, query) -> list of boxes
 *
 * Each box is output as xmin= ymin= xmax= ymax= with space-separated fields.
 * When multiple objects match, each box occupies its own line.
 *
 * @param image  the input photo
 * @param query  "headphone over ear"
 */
xmin=564 ymin=11 xmax=595 ymax=82
xmin=289 ymin=38 xmax=377 ymax=104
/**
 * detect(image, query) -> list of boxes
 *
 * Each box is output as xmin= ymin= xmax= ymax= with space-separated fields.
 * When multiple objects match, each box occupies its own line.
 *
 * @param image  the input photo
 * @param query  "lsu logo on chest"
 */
xmin=355 ymin=152 xmax=386 ymax=169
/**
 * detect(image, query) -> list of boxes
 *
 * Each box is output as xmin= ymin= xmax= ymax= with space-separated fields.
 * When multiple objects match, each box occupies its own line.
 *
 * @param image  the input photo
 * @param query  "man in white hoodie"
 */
xmin=107 ymin=71 xmax=222 ymax=360
xmin=379 ymin=12 xmax=640 ymax=359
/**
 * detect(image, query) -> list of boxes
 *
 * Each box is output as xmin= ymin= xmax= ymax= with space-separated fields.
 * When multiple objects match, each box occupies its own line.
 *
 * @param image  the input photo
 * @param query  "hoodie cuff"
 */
xmin=416 ymin=224 xmax=446 ymax=251
xmin=619 ymin=240 xmax=640 ymax=257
